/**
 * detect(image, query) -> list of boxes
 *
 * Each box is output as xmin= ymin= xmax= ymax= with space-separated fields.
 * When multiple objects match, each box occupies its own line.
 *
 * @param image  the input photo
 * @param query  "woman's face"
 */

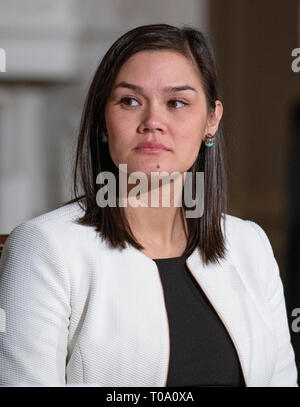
xmin=105 ymin=50 xmax=223 ymax=176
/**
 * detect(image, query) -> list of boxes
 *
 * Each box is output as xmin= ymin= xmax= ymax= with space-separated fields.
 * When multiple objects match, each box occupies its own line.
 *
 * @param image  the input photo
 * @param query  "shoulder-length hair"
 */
xmin=64 ymin=23 xmax=228 ymax=265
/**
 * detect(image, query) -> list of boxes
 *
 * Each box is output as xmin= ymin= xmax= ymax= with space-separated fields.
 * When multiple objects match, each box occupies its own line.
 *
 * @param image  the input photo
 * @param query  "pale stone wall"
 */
xmin=0 ymin=0 xmax=208 ymax=232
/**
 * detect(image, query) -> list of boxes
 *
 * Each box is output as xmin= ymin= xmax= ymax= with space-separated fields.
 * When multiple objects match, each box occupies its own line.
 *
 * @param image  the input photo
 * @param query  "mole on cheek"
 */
xmin=156 ymin=164 xmax=160 ymax=169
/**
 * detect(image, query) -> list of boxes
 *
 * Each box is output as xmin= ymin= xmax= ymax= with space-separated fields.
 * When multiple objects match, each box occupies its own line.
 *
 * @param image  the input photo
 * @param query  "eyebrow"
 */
xmin=112 ymin=81 xmax=197 ymax=94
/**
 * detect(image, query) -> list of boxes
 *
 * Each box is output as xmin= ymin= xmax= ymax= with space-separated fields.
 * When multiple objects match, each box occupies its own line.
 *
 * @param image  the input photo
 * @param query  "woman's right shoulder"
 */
xmin=3 ymin=200 xmax=101 ymax=255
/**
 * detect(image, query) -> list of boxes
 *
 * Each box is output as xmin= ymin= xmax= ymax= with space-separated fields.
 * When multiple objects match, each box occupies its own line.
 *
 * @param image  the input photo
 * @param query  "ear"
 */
xmin=204 ymin=100 xmax=223 ymax=136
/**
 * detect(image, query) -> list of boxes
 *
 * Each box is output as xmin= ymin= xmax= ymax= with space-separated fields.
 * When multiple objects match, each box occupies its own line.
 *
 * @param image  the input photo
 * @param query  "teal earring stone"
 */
xmin=204 ymin=133 xmax=215 ymax=147
xmin=102 ymin=131 xmax=108 ymax=143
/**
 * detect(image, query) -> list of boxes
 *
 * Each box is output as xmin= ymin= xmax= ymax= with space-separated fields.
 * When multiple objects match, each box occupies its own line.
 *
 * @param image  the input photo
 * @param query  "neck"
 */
xmin=124 ymin=173 xmax=188 ymax=251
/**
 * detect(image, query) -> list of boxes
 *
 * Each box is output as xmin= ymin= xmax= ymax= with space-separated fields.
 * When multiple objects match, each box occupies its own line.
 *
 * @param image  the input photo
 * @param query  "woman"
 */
xmin=0 ymin=24 xmax=298 ymax=387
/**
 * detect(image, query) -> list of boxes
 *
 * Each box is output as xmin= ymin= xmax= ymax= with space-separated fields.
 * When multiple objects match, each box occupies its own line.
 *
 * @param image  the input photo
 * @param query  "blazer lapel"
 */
xmin=185 ymin=247 xmax=270 ymax=387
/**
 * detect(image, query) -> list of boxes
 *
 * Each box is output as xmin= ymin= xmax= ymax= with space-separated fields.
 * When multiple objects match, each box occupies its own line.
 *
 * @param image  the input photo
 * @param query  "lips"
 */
xmin=135 ymin=141 xmax=170 ymax=150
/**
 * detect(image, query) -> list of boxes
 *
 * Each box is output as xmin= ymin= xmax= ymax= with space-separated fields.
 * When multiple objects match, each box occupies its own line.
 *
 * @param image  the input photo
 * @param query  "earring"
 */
xmin=101 ymin=131 xmax=108 ymax=143
xmin=204 ymin=133 xmax=215 ymax=147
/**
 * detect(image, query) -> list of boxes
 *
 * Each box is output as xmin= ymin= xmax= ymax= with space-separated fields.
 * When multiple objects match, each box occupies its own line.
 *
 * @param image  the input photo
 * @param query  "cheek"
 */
xmin=106 ymin=105 xmax=131 ymax=138
xmin=183 ymin=139 xmax=202 ymax=167
xmin=175 ymin=122 xmax=203 ymax=150
xmin=105 ymin=105 xmax=136 ymax=166
xmin=107 ymin=110 xmax=128 ymax=139
xmin=108 ymin=125 xmax=134 ymax=166
xmin=173 ymin=123 xmax=203 ymax=168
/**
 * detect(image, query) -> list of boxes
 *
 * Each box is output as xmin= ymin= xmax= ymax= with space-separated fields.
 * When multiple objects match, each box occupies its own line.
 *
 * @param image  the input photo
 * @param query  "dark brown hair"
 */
xmin=63 ymin=23 xmax=228 ymax=265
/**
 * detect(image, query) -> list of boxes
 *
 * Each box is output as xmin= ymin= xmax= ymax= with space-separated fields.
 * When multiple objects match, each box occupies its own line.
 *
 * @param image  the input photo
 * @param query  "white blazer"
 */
xmin=0 ymin=201 xmax=298 ymax=387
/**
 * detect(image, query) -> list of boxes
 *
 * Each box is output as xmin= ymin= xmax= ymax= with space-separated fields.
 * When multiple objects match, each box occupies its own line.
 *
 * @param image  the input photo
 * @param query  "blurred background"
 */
xmin=0 ymin=0 xmax=299 ymax=382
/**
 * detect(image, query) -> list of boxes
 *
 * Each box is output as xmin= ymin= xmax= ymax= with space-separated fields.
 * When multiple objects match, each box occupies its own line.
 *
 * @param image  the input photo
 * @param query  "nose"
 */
xmin=137 ymin=104 xmax=167 ymax=134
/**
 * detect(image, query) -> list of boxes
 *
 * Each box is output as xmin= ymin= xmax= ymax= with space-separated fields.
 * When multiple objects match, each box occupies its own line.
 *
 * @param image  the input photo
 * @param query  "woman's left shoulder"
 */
xmin=220 ymin=213 xmax=281 ymax=300
xmin=223 ymin=212 xmax=272 ymax=245
xmin=222 ymin=213 xmax=276 ymax=267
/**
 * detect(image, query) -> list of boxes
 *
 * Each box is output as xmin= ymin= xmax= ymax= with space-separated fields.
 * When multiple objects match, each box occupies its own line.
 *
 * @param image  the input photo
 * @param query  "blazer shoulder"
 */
xmin=8 ymin=201 xmax=87 ymax=239
xmin=223 ymin=213 xmax=270 ymax=243
xmin=2 ymin=201 xmax=102 ymax=260
xmin=23 ymin=200 xmax=85 ymax=228
xmin=222 ymin=213 xmax=276 ymax=266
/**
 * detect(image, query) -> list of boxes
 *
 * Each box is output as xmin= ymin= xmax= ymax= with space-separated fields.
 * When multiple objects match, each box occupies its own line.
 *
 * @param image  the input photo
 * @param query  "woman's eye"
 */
xmin=120 ymin=97 xmax=139 ymax=106
xmin=119 ymin=97 xmax=187 ymax=109
xmin=168 ymin=99 xmax=187 ymax=108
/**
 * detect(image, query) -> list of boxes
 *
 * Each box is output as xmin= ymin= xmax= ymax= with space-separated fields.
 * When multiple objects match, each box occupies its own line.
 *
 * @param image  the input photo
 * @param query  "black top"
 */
xmin=152 ymin=255 xmax=246 ymax=387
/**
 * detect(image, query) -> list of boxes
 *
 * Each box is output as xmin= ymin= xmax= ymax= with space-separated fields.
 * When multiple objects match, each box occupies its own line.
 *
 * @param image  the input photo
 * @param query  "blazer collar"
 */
xmin=186 ymin=246 xmax=274 ymax=387
xmin=125 ymin=241 xmax=271 ymax=386
xmin=186 ymin=248 xmax=250 ymax=385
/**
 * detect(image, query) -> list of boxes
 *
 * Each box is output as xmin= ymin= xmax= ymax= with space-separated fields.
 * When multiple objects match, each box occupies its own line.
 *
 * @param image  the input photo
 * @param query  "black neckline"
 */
xmin=152 ymin=255 xmax=186 ymax=262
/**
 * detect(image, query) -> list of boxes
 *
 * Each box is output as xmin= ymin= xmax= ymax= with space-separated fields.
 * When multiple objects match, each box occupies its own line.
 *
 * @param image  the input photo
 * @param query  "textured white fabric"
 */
xmin=0 ymin=201 xmax=298 ymax=387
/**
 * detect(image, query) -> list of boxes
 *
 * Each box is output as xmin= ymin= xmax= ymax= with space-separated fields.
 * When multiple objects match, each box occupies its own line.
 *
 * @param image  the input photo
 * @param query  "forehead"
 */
xmin=114 ymin=50 xmax=202 ymax=88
